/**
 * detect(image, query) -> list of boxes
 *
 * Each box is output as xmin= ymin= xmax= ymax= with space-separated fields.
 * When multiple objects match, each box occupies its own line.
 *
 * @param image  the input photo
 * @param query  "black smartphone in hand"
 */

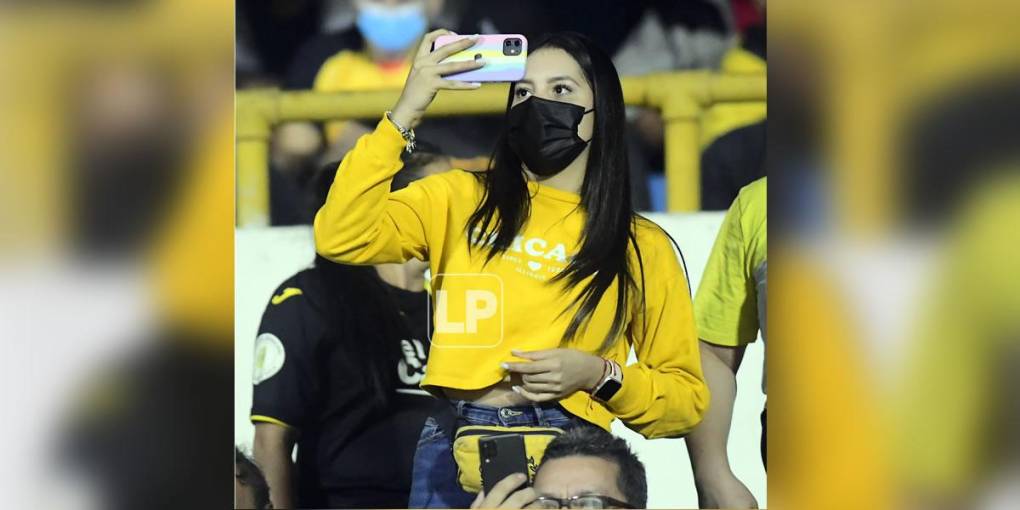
xmin=479 ymin=433 xmax=529 ymax=495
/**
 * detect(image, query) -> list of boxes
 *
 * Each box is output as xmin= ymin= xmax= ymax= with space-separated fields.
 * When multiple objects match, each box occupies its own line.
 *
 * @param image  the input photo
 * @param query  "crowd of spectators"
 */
xmin=236 ymin=0 xmax=766 ymax=222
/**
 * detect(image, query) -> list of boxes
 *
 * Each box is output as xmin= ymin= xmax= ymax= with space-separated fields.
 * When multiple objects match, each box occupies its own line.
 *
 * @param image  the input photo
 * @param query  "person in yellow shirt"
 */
xmin=685 ymin=178 xmax=766 ymax=508
xmin=897 ymin=174 xmax=1020 ymax=509
xmin=315 ymin=30 xmax=709 ymax=507
xmin=276 ymin=0 xmax=499 ymax=186
xmin=274 ymin=0 xmax=434 ymax=173
xmin=699 ymin=5 xmax=766 ymax=150
xmin=312 ymin=0 xmax=430 ymax=151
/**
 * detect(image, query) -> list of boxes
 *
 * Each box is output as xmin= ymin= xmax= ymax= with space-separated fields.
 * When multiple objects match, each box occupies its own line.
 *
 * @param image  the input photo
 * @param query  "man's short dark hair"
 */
xmin=540 ymin=426 xmax=648 ymax=508
xmin=235 ymin=447 xmax=271 ymax=509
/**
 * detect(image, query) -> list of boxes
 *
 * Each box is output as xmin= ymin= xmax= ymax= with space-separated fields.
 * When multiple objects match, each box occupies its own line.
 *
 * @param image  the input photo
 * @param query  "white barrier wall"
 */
xmin=234 ymin=212 xmax=766 ymax=509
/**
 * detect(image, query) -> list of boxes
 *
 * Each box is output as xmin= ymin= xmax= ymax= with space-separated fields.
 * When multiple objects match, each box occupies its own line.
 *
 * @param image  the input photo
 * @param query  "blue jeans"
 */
xmin=408 ymin=400 xmax=582 ymax=508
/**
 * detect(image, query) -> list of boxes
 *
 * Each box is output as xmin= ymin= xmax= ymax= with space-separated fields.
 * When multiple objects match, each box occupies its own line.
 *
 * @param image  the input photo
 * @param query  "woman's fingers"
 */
xmin=511 ymin=349 xmax=557 ymax=361
xmin=512 ymin=385 xmax=558 ymax=402
xmin=433 ymin=58 xmax=485 ymax=76
xmin=522 ymin=372 xmax=557 ymax=384
xmin=429 ymin=34 xmax=480 ymax=62
xmin=416 ymin=28 xmax=453 ymax=58
xmin=519 ymin=381 xmax=559 ymax=393
xmin=519 ymin=372 xmax=563 ymax=393
xmin=502 ymin=359 xmax=554 ymax=375
xmin=436 ymin=80 xmax=483 ymax=91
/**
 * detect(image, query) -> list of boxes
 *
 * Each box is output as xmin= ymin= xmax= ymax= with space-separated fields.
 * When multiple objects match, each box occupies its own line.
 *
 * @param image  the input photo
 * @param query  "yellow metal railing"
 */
xmin=236 ymin=71 xmax=766 ymax=226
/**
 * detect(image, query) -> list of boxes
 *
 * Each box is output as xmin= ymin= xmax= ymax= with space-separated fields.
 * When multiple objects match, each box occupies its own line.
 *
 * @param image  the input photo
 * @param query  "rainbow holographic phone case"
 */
xmin=433 ymin=34 xmax=528 ymax=82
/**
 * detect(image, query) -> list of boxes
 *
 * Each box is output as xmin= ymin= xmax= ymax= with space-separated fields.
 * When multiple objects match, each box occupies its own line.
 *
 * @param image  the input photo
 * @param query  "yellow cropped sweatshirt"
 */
xmin=314 ymin=116 xmax=708 ymax=438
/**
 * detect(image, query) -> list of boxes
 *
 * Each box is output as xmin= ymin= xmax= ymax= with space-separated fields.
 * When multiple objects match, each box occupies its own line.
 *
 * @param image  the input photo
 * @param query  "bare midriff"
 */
xmin=442 ymin=380 xmax=532 ymax=407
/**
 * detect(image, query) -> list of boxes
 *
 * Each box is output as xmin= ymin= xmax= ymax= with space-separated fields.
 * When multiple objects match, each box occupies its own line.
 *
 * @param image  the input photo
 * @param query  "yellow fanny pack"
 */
xmin=451 ymin=425 xmax=564 ymax=493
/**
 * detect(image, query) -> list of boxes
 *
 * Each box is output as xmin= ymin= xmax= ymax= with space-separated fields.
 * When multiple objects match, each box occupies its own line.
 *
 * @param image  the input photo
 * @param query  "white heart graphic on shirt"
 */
xmin=527 ymin=261 xmax=542 ymax=271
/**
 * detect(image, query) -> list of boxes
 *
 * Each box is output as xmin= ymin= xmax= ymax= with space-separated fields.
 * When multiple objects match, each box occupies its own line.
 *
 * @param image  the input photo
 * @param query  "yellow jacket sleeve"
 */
xmin=606 ymin=232 xmax=710 ymax=438
xmin=313 ymin=116 xmax=441 ymax=265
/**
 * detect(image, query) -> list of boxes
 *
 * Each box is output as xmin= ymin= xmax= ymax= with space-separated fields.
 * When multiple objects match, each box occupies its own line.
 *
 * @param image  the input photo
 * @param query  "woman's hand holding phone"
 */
xmin=390 ymin=29 xmax=484 ymax=130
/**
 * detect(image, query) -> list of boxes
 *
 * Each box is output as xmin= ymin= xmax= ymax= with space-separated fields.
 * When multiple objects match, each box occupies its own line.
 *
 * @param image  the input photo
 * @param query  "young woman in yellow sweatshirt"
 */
xmin=314 ymin=29 xmax=708 ymax=508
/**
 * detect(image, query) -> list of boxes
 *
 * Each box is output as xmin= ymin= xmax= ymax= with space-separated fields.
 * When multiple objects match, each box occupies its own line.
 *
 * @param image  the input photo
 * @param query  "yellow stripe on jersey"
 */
xmin=251 ymin=415 xmax=295 ymax=429
xmin=270 ymin=287 xmax=303 ymax=305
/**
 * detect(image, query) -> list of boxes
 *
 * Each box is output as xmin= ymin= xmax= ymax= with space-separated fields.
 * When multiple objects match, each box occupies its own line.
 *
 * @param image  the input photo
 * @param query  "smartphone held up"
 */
xmin=480 ymin=433 xmax=530 ymax=495
xmin=433 ymin=34 xmax=528 ymax=82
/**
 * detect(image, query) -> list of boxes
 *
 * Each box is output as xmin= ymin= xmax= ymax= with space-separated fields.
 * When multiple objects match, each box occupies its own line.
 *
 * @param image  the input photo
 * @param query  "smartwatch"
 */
xmin=591 ymin=359 xmax=623 ymax=403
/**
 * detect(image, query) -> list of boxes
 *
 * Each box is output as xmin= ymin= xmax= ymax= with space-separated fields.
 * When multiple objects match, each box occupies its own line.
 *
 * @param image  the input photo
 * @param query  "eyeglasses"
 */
xmin=528 ymin=495 xmax=634 ymax=509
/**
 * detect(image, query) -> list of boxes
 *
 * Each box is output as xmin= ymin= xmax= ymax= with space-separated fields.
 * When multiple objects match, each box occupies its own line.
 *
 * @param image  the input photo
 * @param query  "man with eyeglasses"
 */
xmin=470 ymin=426 xmax=647 ymax=509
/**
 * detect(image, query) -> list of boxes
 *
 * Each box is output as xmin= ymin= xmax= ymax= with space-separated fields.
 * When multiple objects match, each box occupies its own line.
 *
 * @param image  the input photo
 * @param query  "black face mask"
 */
xmin=507 ymin=96 xmax=594 ymax=176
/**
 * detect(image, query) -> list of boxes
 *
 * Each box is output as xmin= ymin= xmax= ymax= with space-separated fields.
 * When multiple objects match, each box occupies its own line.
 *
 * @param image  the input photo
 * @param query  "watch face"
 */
xmin=595 ymin=378 xmax=623 ymax=401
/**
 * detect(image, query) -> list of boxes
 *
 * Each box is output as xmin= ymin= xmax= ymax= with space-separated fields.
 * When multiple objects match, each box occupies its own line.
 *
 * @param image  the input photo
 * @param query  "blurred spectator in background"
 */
xmin=240 ymin=0 xmax=761 ymax=221
xmin=236 ymin=447 xmax=273 ymax=509
xmin=728 ymin=0 xmax=765 ymax=35
xmin=700 ymin=119 xmax=766 ymax=210
xmin=282 ymin=0 xmax=443 ymax=162
xmin=251 ymin=146 xmax=450 ymax=509
xmin=902 ymin=70 xmax=1020 ymax=230
xmin=896 ymin=172 xmax=1020 ymax=510
xmin=4 ymin=1 xmax=230 ymax=508
xmin=765 ymin=31 xmax=893 ymax=510
xmin=894 ymin=71 xmax=1020 ymax=510
xmin=700 ymin=0 xmax=766 ymax=148
xmin=686 ymin=177 xmax=766 ymax=509
xmin=612 ymin=0 xmax=733 ymax=211
xmin=53 ymin=34 xmax=236 ymax=507
xmin=285 ymin=0 xmax=446 ymax=91
xmin=769 ymin=34 xmax=826 ymax=237
xmin=267 ymin=0 xmax=505 ymax=224
xmin=237 ymin=0 xmax=325 ymax=88
xmin=62 ymin=333 xmax=234 ymax=509
xmin=699 ymin=0 xmax=766 ymax=210
xmin=613 ymin=0 xmax=732 ymax=76
xmin=70 ymin=61 xmax=193 ymax=256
